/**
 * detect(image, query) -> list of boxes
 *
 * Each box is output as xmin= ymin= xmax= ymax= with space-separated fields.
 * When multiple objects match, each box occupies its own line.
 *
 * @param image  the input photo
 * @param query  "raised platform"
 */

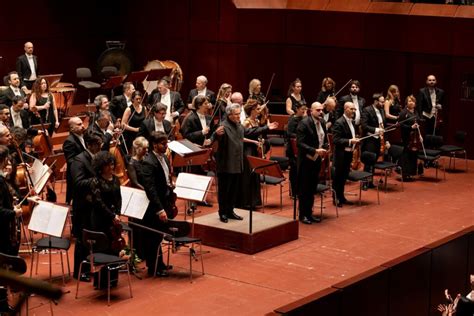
xmin=192 ymin=208 xmax=299 ymax=254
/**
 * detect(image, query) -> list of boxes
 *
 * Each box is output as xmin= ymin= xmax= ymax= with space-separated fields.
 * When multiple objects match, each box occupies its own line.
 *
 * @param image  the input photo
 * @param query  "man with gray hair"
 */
xmin=187 ymin=75 xmax=216 ymax=107
xmin=230 ymin=92 xmax=247 ymax=124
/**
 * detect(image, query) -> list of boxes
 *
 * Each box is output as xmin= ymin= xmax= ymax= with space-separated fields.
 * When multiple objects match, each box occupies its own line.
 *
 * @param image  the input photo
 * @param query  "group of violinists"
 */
xmin=0 ymin=42 xmax=445 ymax=307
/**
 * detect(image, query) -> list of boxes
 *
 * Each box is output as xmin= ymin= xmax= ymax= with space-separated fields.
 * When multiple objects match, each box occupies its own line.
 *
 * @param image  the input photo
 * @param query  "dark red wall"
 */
xmin=1 ymin=0 xmax=473 ymax=156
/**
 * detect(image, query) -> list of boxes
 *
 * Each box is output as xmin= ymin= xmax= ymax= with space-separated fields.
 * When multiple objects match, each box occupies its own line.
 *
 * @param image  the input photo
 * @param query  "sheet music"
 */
xmin=174 ymin=173 xmax=212 ymax=202
xmin=167 ymin=141 xmax=194 ymax=156
xmin=120 ymin=186 xmax=149 ymax=220
xmin=29 ymin=158 xmax=53 ymax=193
xmin=28 ymin=201 xmax=68 ymax=237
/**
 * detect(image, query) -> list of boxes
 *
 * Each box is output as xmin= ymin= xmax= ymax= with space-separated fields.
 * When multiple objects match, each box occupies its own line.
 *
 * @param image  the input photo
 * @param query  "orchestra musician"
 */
xmin=137 ymin=103 xmax=172 ymax=141
xmin=62 ymin=116 xmax=86 ymax=204
xmin=16 ymin=42 xmax=38 ymax=91
xmin=248 ymin=78 xmax=265 ymax=105
xmin=87 ymin=110 xmax=114 ymax=151
xmin=399 ymin=95 xmax=421 ymax=181
xmin=110 ymin=82 xmax=135 ymax=121
xmin=416 ymin=74 xmax=445 ymax=137
xmin=214 ymin=83 xmax=233 ymax=121
xmin=285 ymin=78 xmax=306 ymax=116
xmin=122 ymin=91 xmax=146 ymax=150
xmin=230 ymin=92 xmax=247 ymax=124
xmin=70 ymin=131 xmax=103 ymax=281
xmin=187 ymin=75 xmax=216 ymax=107
xmin=360 ymin=93 xmax=387 ymax=190
xmin=322 ymin=96 xmax=337 ymax=133
xmin=29 ymin=77 xmax=59 ymax=135
xmin=384 ymin=85 xmax=402 ymax=124
xmin=181 ymin=95 xmax=215 ymax=146
xmin=0 ymin=105 xmax=11 ymax=127
xmin=147 ymin=79 xmax=185 ymax=123
xmin=0 ymin=126 xmax=13 ymax=146
xmin=296 ymin=102 xmax=328 ymax=224
xmin=0 ymin=71 xmax=27 ymax=107
xmin=9 ymin=96 xmax=39 ymax=137
xmin=286 ymin=102 xmax=307 ymax=198
xmin=332 ymin=102 xmax=360 ymax=207
xmin=0 ymin=145 xmax=23 ymax=314
xmin=140 ymin=131 xmax=176 ymax=277
xmin=338 ymin=80 xmax=365 ymax=123
xmin=93 ymin=94 xmax=116 ymax=123
xmin=316 ymin=77 xmax=336 ymax=104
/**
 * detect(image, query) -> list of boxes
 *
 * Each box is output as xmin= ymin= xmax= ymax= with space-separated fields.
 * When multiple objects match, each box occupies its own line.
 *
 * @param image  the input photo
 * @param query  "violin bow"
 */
xmin=334 ymin=79 xmax=353 ymax=98
xmin=263 ymin=73 xmax=276 ymax=103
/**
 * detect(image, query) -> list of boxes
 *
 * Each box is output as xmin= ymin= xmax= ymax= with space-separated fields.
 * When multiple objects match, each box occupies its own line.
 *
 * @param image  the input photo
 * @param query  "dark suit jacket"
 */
xmin=16 ymin=54 xmax=38 ymax=87
xmin=187 ymin=88 xmax=216 ymax=105
xmin=110 ymin=94 xmax=129 ymax=121
xmin=332 ymin=116 xmax=355 ymax=167
xmin=137 ymin=117 xmax=172 ymax=141
xmin=416 ymin=87 xmax=445 ymax=116
xmin=63 ymin=133 xmax=86 ymax=203
xmin=0 ymin=87 xmax=26 ymax=107
xmin=88 ymin=122 xmax=113 ymax=151
xmin=141 ymin=152 xmax=172 ymax=222
xmin=361 ymin=105 xmax=386 ymax=135
xmin=9 ymin=109 xmax=38 ymax=136
xmin=337 ymin=94 xmax=366 ymax=119
xmin=216 ymin=118 xmax=244 ymax=174
xmin=147 ymin=90 xmax=185 ymax=115
xmin=0 ymin=176 xmax=16 ymax=255
xmin=70 ymin=151 xmax=94 ymax=236
xmin=296 ymin=116 xmax=328 ymax=169
xmin=180 ymin=111 xmax=213 ymax=145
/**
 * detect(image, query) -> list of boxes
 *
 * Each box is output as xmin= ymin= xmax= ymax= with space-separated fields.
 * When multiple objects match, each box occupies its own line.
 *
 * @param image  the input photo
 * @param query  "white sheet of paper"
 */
xmin=167 ymin=141 xmax=193 ymax=156
xmin=175 ymin=173 xmax=212 ymax=192
xmin=28 ymin=201 xmax=68 ymax=237
xmin=120 ymin=186 xmax=149 ymax=220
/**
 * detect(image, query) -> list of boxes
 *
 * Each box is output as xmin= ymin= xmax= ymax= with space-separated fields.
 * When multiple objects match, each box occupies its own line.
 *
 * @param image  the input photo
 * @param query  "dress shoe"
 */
xmin=197 ymin=201 xmax=213 ymax=207
xmin=219 ymin=214 xmax=228 ymax=223
xmin=157 ymin=263 xmax=173 ymax=271
xmin=79 ymin=273 xmax=91 ymax=282
xmin=228 ymin=212 xmax=243 ymax=220
xmin=299 ymin=217 xmax=312 ymax=225
xmin=341 ymin=199 xmax=354 ymax=205
xmin=310 ymin=215 xmax=322 ymax=223
xmin=148 ymin=269 xmax=169 ymax=277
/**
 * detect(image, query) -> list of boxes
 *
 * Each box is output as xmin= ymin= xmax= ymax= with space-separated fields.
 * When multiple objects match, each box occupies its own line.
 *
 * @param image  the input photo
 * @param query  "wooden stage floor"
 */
xmin=23 ymin=154 xmax=473 ymax=315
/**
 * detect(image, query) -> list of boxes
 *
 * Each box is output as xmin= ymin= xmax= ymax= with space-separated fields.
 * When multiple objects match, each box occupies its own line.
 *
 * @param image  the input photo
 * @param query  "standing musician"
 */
xmin=416 ymin=74 xmax=445 ymax=137
xmin=384 ymin=84 xmax=401 ymax=124
xmin=0 ymin=145 xmax=23 ymax=313
xmin=16 ymin=42 xmax=38 ymax=91
xmin=110 ymin=82 xmax=135 ymax=121
xmin=87 ymin=110 xmax=114 ymax=151
xmin=140 ymin=131 xmax=176 ymax=277
xmin=122 ymin=91 xmax=146 ymax=150
xmin=147 ymin=79 xmax=185 ymax=123
xmin=338 ymin=80 xmax=365 ymax=122
xmin=332 ymin=102 xmax=360 ymax=207
xmin=230 ymin=92 xmax=247 ymax=124
xmin=29 ymin=77 xmax=59 ymax=135
xmin=9 ymin=96 xmax=39 ymax=137
xmin=296 ymin=102 xmax=328 ymax=224
xmin=62 ymin=116 xmax=86 ymax=203
xmin=286 ymin=78 xmax=306 ymax=115
xmin=399 ymin=95 xmax=422 ymax=181
xmin=93 ymin=95 xmax=116 ymax=123
xmin=286 ymin=102 xmax=307 ymax=198
xmin=0 ymin=71 xmax=27 ymax=107
xmin=70 ymin=131 xmax=103 ymax=281
xmin=138 ymin=103 xmax=172 ymax=141
xmin=187 ymin=75 xmax=216 ymax=107
xmin=248 ymin=79 xmax=265 ymax=105
xmin=316 ymin=77 xmax=336 ymax=104
xmin=360 ymin=93 xmax=387 ymax=190
xmin=214 ymin=83 xmax=233 ymax=122
xmin=323 ymin=96 xmax=337 ymax=133
xmin=181 ymin=95 xmax=215 ymax=147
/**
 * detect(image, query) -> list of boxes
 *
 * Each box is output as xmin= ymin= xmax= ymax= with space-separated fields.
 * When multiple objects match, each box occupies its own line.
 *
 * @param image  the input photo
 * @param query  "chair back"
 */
xmin=76 ymin=68 xmax=92 ymax=80
xmin=425 ymin=135 xmax=443 ymax=149
xmin=455 ymin=131 xmax=467 ymax=144
xmin=361 ymin=151 xmax=377 ymax=165
xmin=82 ymin=229 xmax=110 ymax=253
xmin=166 ymin=220 xmax=191 ymax=238
xmin=388 ymin=144 xmax=404 ymax=161
xmin=0 ymin=252 xmax=27 ymax=275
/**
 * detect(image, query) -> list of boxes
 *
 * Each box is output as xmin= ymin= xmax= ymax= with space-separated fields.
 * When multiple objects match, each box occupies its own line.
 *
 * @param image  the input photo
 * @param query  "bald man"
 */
xmin=416 ymin=74 xmax=445 ymax=137
xmin=187 ymin=75 xmax=216 ymax=106
xmin=16 ymin=41 xmax=38 ymax=91
xmin=62 ymin=117 xmax=86 ymax=203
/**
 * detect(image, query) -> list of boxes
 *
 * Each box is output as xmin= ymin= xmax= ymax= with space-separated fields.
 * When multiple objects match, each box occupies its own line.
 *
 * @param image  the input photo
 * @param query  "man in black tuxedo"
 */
xmin=361 ymin=93 xmax=387 ymax=189
xmin=296 ymin=102 xmax=328 ymax=224
xmin=186 ymin=75 xmax=216 ymax=107
xmin=87 ymin=110 xmax=114 ymax=151
xmin=416 ymin=74 xmax=445 ymax=137
xmin=16 ymin=42 xmax=38 ymax=91
xmin=338 ymin=80 xmax=365 ymax=124
xmin=110 ymin=82 xmax=135 ymax=121
xmin=322 ymin=96 xmax=337 ymax=133
xmin=9 ymin=96 xmax=39 ymax=137
xmin=332 ymin=102 xmax=360 ymax=207
xmin=69 ymin=131 xmax=103 ymax=280
xmin=62 ymin=117 xmax=86 ymax=203
xmin=181 ymin=95 xmax=215 ymax=146
xmin=0 ymin=72 xmax=27 ymax=107
xmin=140 ymin=131 xmax=175 ymax=276
xmin=137 ymin=103 xmax=172 ymax=141
xmin=147 ymin=79 xmax=185 ymax=122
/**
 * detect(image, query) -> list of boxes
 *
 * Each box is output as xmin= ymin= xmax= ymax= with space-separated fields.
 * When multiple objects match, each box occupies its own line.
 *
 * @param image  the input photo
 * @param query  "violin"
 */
xmin=165 ymin=191 xmax=178 ymax=219
xmin=109 ymin=142 xmax=130 ymax=186
xmin=408 ymin=117 xmax=423 ymax=152
xmin=110 ymin=221 xmax=126 ymax=253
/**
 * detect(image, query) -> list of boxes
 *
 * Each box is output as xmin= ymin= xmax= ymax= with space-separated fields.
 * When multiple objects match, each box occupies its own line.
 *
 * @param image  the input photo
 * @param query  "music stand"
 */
xmin=101 ymin=75 xmax=126 ymax=99
xmin=124 ymin=70 xmax=149 ymax=88
xmin=247 ymin=156 xmax=285 ymax=234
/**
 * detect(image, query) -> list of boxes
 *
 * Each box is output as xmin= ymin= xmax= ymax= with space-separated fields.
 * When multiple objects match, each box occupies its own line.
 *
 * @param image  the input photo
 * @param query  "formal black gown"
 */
xmin=30 ymin=94 xmax=57 ymax=135
xmin=123 ymin=106 xmax=145 ymax=150
xmin=287 ymin=94 xmax=306 ymax=114
xmin=398 ymin=109 xmax=419 ymax=178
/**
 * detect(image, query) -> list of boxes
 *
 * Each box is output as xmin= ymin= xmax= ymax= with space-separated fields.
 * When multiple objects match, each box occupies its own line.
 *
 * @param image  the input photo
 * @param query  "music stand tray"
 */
xmin=102 ymin=75 xmax=125 ymax=90
xmin=124 ymin=71 xmax=149 ymax=84
xmin=168 ymin=139 xmax=209 ymax=159
xmin=147 ymin=69 xmax=171 ymax=82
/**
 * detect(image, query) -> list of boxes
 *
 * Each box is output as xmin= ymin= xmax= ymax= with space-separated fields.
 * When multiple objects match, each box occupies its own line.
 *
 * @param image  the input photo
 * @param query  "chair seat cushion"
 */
xmin=268 ymin=137 xmax=285 ymax=146
xmin=439 ymin=145 xmax=463 ymax=152
xmin=164 ymin=236 xmax=201 ymax=243
xmin=78 ymin=81 xmax=101 ymax=89
xmin=87 ymin=253 xmax=126 ymax=265
xmin=421 ymin=149 xmax=442 ymax=156
xmin=374 ymin=161 xmax=397 ymax=169
xmin=270 ymin=156 xmax=289 ymax=170
xmin=260 ymin=175 xmax=285 ymax=185
xmin=348 ymin=170 xmax=372 ymax=181
xmin=36 ymin=237 xmax=70 ymax=250
xmin=417 ymin=154 xmax=440 ymax=161
xmin=316 ymin=184 xmax=330 ymax=193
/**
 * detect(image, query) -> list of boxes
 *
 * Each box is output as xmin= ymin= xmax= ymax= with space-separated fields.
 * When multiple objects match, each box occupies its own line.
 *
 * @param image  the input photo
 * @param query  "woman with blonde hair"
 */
xmin=384 ymin=84 xmax=402 ymax=123
xmin=316 ymin=77 xmax=336 ymax=103
xmin=214 ymin=83 xmax=232 ymax=120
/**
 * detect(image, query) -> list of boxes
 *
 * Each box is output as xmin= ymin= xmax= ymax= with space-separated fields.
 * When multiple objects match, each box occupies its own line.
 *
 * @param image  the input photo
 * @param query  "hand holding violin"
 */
xmin=13 ymin=205 xmax=22 ymax=218
xmin=350 ymin=137 xmax=360 ymax=145
xmin=157 ymin=210 xmax=168 ymax=223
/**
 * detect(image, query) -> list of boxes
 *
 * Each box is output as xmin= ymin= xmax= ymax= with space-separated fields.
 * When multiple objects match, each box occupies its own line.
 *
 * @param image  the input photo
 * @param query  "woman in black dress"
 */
xmin=398 ymin=95 xmax=421 ymax=181
xmin=285 ymin=78 xmax=306 ymax=115
xmin=316 ymin=77 xmax=336 ymax=104
xmin=384 ymin=84 xmax=402 ymax=124
xmin=29 ymin=77 xmax=59 ymax=135
xmin=214 ymin=83 xmax=232 ymax=121
xmin=122 ymin=91 xmax=146 ymax=150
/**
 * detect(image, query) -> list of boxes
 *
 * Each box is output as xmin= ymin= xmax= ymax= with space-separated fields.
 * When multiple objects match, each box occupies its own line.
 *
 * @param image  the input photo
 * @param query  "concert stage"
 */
xmin=192 ymin=209 xmax=299 ymax=254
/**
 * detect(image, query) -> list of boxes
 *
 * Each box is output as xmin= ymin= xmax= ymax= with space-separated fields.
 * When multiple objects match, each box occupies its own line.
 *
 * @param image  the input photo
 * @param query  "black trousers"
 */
xmin=217 ymin=173 xmax=241 ymax=216
xmin=332 ymin=151 xmax=353 ymax=201
xmin=297 ymin=158 xmax=321 ymax=219
xmin=362 ymin=137 xmax=381 ymax=175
